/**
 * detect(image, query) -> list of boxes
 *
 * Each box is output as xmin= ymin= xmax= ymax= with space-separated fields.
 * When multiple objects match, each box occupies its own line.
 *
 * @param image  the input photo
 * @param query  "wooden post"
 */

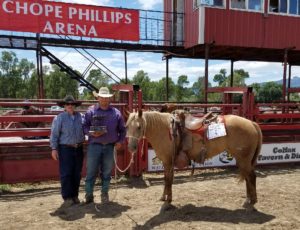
xmin=283 ymin=49 xmax=288 ymax=102
xmin=287 ymin=64 xmax=292 ymax=102
xmin=124 ymin=51 xmax=128 ymax=84
xmin=166 ymin=57 xmax=169 ymax=101
xmin=204 ymin=44 xmax=210 ymax=104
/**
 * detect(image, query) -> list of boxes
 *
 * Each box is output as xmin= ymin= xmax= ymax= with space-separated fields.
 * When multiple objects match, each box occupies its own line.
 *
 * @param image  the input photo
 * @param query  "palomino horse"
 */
xmin=126 ymin=110 xmax=262 ymax=211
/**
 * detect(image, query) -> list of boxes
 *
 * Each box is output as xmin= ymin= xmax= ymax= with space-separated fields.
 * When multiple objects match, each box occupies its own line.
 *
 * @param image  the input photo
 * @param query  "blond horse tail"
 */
xmin=251 ymin=122 xmax=262 ymax=167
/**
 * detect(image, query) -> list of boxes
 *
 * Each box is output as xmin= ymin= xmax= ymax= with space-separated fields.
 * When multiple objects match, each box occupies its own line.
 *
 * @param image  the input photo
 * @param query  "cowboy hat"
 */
xmin=57 ymin=95 xmax=82 ymax=107
xmin=93 ymin=87 xmax=114 ymax=98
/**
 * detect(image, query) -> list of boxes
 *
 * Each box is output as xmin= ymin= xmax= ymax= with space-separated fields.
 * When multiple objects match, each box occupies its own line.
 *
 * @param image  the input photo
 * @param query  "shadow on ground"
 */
xmin=49 ymin=201 xmax=131 ymax=221
xmin=133 ymin=204 xmax=276 ymax=230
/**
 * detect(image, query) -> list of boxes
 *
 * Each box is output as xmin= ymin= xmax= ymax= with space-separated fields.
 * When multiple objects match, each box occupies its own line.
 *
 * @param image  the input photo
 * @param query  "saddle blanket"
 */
xmin=207 ymin=122 xmax=227 ymax=140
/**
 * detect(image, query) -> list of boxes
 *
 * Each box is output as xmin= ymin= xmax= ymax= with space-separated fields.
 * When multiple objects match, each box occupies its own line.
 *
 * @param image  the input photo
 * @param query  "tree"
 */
xmin=258 ymin=82 xmax=282 ymax=102
xmin=0 ymin=51 xmax=35 ymax=98
xmin=213 ymin=69 xmax=227 ymax=86
xmin=132 ymin=70 xmax=152 ymax=101
xmin=44 ymin=65 xmax=79 ymax=99
xmin=82 ymin=69 xmax=110 ymax=99
xmin=175 ymin=75 xmax=189 ymax=101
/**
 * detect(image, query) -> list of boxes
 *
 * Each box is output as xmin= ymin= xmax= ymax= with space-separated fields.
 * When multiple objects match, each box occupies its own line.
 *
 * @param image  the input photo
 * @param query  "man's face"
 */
xmin=98 ymin=96 xmax=111 ymax=108
xmin=64 ymin=103 xmax=75 ymax=113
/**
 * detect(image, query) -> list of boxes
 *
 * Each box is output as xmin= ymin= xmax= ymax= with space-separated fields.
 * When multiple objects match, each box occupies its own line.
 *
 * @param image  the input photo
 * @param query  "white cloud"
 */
xmin=37 ymin=48 xmax=300 ymax=87
xmin=137 ymin=0 xmax=162 ymax=10
xmin=56 ymin=0 xmax=113 ymax=6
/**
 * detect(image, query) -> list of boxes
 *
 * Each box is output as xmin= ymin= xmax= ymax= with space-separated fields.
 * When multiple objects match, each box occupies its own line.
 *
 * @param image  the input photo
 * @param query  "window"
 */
xmin=279 ymin=0 xmax=287 ymax=13
xmin=289 ymin=0 xmax=297 ymax=14
xmin=195 ymin=0 xmax=224 ymax=8
xmin=248 ymin=0 xmax=262 ymax=10
xmin=231 ymin=0 xmax=262 ymax=11
xmin=270 ymin=0 xmax=279 ymax=12
xmin=231 ymin=0 xmax=246 ymax=9
xmin=270 ymin=0 xmax=300 ymax=15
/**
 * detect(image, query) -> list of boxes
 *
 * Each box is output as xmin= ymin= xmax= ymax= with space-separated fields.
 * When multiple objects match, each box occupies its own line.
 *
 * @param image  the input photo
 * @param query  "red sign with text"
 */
xmin=0 ymin=0 xmax=140 ymax=41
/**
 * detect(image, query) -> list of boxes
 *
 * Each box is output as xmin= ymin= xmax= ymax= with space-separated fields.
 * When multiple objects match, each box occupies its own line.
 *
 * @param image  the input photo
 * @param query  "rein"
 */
xmin=115 ymin=116 xmax=147 ymax=173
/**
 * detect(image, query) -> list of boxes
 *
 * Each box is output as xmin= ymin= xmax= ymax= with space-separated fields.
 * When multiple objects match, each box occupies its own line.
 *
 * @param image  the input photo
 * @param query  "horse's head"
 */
xmin=126 ymin=110 xmax=146 ymax=153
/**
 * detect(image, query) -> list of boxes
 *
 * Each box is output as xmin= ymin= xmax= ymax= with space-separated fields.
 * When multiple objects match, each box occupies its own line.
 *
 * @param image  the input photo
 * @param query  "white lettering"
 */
xmin=43 ymin=21 xmax=54 ymax=33
xmin=2 ymin=0 xmax=14 ymax=13
xmin=67 ymin=23 xmax=75 ymax=34
xmin=78 ymin=9 xmax=89 ymax=21
xmin=69 ymin=7 xmax=77 ymax=19
xmin=76 ymin=24 xmax=86 ymax=35
xmin=56 ymin=22 xmax=65 ymax=33
xmin=44 ymin=4 xmax=54 ymax=17
xmin=95 ymin=11 xmax=102 ymax=22
xmin=115 ymin=12 xmax=123 ymax=23
xmin=103 ymin=11 xmax=109 ymax=22
xmin=15 ymin=1 xmax=28 ymax=15
xmin=55 ymin=6 xmax=63 ymax=18
xmin=88 ymin=25 xmax=97 ymax=37
xmin=29 ymin=3 xmax=43 ymax=16
xmin=110 ymin=12 xmax=115 ymax=23
xmin=125 ymin=13 xmax=132 ymax=24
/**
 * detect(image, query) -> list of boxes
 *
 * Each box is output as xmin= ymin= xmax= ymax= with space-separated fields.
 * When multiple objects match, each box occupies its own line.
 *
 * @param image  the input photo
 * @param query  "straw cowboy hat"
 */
xmin=57 ymin=95 xmax=82 ymax=107
xmin=93 ymin=87 xmax=114 ymax=98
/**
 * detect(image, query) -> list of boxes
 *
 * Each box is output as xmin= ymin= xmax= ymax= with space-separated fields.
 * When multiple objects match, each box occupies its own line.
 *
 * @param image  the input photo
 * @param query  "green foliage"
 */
xmin=44 ymin=65 xmax=79 ymax=99
xmin=255 ymin=82 xmax=283 ymax=102
xmin=0 ymin=51 xmax=293 ymax=104
xmin=81 ymin=69 xmax=109 ymax=100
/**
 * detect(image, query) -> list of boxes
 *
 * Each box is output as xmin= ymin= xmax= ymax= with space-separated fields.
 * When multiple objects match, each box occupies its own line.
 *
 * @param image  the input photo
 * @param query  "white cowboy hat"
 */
xmin=93 ymin=87 xmax=114 ymax=98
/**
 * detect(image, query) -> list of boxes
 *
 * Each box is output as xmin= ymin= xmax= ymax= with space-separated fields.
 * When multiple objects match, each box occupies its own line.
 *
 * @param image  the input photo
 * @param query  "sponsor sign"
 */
xmin=0 ymin=0 xmax=139 ymax=41
xmin=147 ymin=142 xmax=300 ymax=171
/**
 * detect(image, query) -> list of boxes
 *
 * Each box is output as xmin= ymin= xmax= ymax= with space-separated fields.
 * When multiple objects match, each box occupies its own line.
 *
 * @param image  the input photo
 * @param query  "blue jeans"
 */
xmin=85 ymin=143 xmax=114 ymax=195
xmin=58 ymin=145 xmax=83 ymax=200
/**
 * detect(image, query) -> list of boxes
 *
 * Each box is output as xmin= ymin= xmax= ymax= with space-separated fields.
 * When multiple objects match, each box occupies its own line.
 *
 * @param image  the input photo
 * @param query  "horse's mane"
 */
xmin=143 ymin=111 xmax=171 ymax=130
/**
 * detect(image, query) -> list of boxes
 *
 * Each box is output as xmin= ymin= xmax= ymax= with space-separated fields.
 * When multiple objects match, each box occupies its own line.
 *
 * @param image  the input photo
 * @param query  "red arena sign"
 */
xmin=0 ymin=0 xmax=140 ymax=41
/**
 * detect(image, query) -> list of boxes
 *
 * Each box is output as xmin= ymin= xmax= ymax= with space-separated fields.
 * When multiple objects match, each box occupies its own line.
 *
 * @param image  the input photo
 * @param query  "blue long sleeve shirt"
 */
xmin=50 ymin=112 xmax=85 ymax=150
xmin=83 ymin=104 xmax=126 ymax=144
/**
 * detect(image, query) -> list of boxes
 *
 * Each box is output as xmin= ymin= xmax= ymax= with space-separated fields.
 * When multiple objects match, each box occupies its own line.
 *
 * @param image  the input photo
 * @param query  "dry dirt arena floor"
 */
xmin=0 ymin=165 xmax=299 ymax=230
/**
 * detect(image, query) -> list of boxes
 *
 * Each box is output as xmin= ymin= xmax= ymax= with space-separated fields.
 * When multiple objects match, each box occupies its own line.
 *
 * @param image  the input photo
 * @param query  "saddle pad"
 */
xmin=207 ymin=122 xmax=227 ymax=140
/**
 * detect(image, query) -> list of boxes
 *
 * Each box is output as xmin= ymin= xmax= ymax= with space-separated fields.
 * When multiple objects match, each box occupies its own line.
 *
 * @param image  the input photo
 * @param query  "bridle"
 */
xmin=126 ymin=115 xmax=147 ymax=155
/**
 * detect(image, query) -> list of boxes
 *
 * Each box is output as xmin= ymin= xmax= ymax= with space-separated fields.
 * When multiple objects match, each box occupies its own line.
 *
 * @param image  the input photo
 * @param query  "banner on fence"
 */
xmin=147 ymin=142 xmax=300 ymax=172
xmin=0 ymin=0 xmax=140 ymax=41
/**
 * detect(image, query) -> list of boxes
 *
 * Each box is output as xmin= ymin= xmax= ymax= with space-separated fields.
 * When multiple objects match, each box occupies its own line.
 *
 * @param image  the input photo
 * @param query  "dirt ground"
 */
xmin=0 ymin=165 xmax=299 ymax=230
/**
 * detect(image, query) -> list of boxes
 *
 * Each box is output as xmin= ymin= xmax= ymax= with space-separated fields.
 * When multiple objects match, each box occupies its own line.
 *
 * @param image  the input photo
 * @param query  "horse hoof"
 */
xmin=159 ymin=197 xmax=166 ymax=202
xmin=242 ymin=200 xmax=257 ymax=212
xmin=160 ymin=202 xmax=175 ymax=213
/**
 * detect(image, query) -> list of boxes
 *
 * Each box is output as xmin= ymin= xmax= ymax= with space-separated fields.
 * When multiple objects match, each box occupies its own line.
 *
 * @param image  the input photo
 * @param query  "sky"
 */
xmin=2 ymin=0 xmax=300 ymax=87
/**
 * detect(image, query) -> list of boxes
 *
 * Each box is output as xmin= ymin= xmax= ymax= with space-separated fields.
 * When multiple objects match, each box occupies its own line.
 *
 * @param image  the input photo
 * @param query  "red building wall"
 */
xmin=164 ymin=0 xmax=300 ymax=50
xmin=204 ymin=8 xmax=300 ymax=50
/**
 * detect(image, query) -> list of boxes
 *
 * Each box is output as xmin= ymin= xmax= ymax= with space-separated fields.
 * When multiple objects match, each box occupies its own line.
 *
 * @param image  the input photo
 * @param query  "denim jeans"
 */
xmin=58 ymin=145 xmax=84 ymax=200
xmin=85 ymin=143 xmax=114 ymax=195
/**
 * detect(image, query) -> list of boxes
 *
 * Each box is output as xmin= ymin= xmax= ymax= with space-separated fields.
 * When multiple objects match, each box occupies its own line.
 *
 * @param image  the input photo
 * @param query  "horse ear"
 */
xmin=124 ymin=109 xmax=130 ymax=119
xmin=138 ymin=109 xmax=143 ymax=118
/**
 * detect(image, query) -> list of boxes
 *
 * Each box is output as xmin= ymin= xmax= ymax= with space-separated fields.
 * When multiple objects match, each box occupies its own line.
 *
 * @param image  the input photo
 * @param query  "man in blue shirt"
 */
xmin=50 ymin=95 xmax=85 ymax=208
xmin=83 ymin=87 xmax=126 ymax=204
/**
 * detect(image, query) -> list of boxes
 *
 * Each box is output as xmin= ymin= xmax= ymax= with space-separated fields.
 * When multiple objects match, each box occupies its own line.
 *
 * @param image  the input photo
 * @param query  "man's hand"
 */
xmin=115 ymin=142 xmax=123 ymax=151
xmin=90 ymin=131 xmax=104 ymax=138
xmin=51 ymin=150 xmax=59 ymax=161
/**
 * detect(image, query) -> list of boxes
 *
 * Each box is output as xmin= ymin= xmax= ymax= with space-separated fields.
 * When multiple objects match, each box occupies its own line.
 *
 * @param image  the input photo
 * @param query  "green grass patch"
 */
xmin=0 ymin=184 xmax=12 ymax=192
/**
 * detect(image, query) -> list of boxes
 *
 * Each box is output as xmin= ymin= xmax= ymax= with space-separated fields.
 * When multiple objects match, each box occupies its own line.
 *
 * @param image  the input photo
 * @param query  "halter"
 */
xmin=126 ymin=115 xmax=147 ymax=155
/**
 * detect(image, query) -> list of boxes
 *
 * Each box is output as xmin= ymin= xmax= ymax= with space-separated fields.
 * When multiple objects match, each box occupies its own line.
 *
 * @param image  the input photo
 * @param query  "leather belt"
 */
xmin=60 ymin=143 xmax=83 ymax=148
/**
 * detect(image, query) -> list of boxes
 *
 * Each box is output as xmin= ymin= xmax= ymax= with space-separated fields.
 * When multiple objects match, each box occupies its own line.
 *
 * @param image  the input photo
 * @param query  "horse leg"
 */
xmin=160 ymin=166 xmax=174 ymax=203
xmin=243 ymin=170 xmax=257 ymax=211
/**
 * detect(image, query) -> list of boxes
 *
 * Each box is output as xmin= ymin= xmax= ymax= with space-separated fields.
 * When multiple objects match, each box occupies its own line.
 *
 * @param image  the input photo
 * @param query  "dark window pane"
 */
xmin=269 ymin=0 xmax=279 ymax=12
xmin=231 ymin=0 xmax=246 ymax=9
xmin=214 ymin=0 xmax=223 ymax=6
xmin=279 ymin=0 xmax=287 ymax=13
xmin=289 ymin=0 xmax=297 ymax=14
xmin=249 ymin=0 xmax=262 ymax=10
xmin=298 ymin=0 xmax=300 ymax=15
